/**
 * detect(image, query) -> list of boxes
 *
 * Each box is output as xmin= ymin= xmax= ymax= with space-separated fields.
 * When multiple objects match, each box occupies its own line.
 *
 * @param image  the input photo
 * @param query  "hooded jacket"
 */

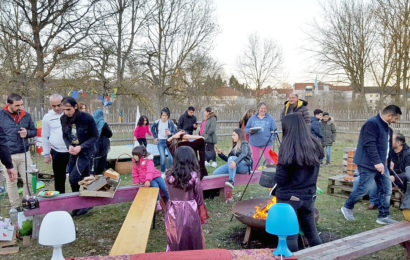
xmin=320 ymin=119 xmax=336 ymax=146
xmin=245 ymin=112 xmax=277 ymax=147
xmin=203 ymin=112 xmax=217 ymax=144
xmin=0 ymin=106 xmax=37 ymax=155
xmin=132 ymin=155 xmax=161 ymax=184
xmin=310 ymin=116 xmax=323 ymax=139
xmin=280 ymin=99 xmax=310 ymax=125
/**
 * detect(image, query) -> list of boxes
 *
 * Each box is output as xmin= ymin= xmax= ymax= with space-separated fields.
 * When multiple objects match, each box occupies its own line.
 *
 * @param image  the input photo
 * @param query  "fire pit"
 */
xmin=232 ymin=197 xmax=319 ymax=246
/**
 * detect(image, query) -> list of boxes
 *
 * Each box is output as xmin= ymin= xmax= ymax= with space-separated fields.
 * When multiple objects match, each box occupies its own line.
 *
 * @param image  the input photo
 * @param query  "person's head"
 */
xmin=132 ymin=145 xmax=149 ymax=163
xmin=61 ymin=97 xmax=78 ymax=117
xmin=79 ymin=103 xmax=87 ymax=112
xmin=381 ymin=105 xmax=402 ymax=124
xmin=232 ymin=128 xmax=246 ymax=153
xmin=322 ymin=112 xmax=330 ymax=122
xmin=204 ymin=107 xmax=212 ymax=118
xmin=49 ymin=94 xmax=63 ymax=114
xmin=93 ymin=109 xmax=104 ymax=120
xmin=166 ymin=146 xmax=200 ymax=190
xmin=137 ymin=115 xmax=149 ymax=126
xmin=279 ymin=113 xmax=324 ymax=166
xmin=160 ymin=107 xmax=170 ymax=122
xmin=6 ymin=93 xmax=23 ymax=114
xmin=257 ymin=102 xmax=267 ymax=116
xmin=392 ymin=133 xmax=406 ymax=150
xmin=288 ymin=93 xmax=299 ymax=105
xmin=240 ymin=109 xmax=256 ymax=126
xmin=314 ymin=109 xmax=323 ymax=120
xmin=187 ymin=106 xmax=195 ymax=116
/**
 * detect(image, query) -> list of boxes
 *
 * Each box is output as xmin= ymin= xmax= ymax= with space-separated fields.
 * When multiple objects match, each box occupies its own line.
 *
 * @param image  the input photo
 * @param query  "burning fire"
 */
xmin=252 ymin=196 xmax=277 ymax=219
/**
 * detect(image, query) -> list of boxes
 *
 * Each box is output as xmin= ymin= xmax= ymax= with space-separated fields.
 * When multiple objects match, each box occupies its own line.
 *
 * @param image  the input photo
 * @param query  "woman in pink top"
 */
xmin=132 ymin=145 xmax=169 ymax=204
xmin=133 ymin=115 xmax=152 ymax=147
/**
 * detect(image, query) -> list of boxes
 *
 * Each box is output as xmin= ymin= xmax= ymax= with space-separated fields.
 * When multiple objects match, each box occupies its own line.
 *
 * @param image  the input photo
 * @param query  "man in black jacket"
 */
xmin=0 ymin=93 xmax=37 ymax=209
xmin=61 ymin=97 xmax=98 ymax=216
xmin=388 ymin=133 xmax=410 ymax=192
xmin=177 ymin=106 xmax=197 ymax=135
xmin=0 ymin=125 xmax=18 ymax=191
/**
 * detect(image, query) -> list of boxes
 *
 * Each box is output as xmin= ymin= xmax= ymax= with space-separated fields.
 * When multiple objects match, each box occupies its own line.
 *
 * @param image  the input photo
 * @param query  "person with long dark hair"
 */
xmin=213 ymin=129 xmax=252 ymax=189
xmin=239 ymin=109 xmax=256 ymax=142
xmin=165 ymin=146 xmax=208 ymax=251
xmin=274 ymin=113 xmax=324 ymax=252
xmin=92 ymin=109 xmax=112 ymax=175
xmin=133 ymin=115 xmax=152 ymax=147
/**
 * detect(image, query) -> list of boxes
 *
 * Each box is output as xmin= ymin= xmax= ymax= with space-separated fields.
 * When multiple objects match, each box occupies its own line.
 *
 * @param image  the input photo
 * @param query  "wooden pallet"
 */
xmin=328 ymin=174 xmax=403 ymax=208
xmin=0 ymin=231 xmax=19 ymax=255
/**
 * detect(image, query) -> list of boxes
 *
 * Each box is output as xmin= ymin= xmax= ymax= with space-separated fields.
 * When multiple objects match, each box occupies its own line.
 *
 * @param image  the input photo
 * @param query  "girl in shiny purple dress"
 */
xmin=164 ymin=146 xmax=209 ymax=251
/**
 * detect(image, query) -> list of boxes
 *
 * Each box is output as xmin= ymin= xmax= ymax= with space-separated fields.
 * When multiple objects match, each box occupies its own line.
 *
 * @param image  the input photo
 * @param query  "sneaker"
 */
xmin=71 ymin=209 xmax=79 ymax=217
xmin=376 ymin=216 xmax=398 ymax=225
xmin=156 ymin=201 xmax=162 ymax=211
xmin=211 ymin=161 xmax=217 ymax=168
xmin=76 ymin=207 xmax=92 ymax=216
xmin=225 ymin=180 xmax=234 ymax=189
xmin=341 ymin=206 xmax=355 ymax=220
xmin=205 ymin=161 xmax=210 ymax=167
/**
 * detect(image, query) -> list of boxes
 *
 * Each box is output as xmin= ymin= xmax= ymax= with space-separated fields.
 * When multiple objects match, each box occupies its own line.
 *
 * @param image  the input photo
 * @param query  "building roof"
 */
xmin=294 ymin=82 xmax=353 ymax=92
xmin=214 ymin=87 xmax=245 ymax=97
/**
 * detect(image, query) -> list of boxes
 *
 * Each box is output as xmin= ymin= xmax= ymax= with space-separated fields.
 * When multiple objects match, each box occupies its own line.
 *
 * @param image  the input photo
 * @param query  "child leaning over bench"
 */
xmin=213 ymin=128 xmax=252 ymax=189
xmin=132 ymin=146 xmax=169 ymax=210
xmin=164 ymin=146 xmax=209 ymax=251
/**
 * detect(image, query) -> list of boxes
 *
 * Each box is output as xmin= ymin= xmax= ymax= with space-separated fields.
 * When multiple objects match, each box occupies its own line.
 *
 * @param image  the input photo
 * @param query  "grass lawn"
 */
xmin=0 ymin=134 xmax=408 ymax=259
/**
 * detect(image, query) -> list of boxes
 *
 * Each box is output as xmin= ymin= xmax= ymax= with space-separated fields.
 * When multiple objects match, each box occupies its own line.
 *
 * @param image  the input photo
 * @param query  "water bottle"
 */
xmin=30 ymin=164 xmax=38 ymax=193
xmin=316 ymin=186 xmax=323 ymax=195
xmin=9 ymin=208 xmax=18 ymax=228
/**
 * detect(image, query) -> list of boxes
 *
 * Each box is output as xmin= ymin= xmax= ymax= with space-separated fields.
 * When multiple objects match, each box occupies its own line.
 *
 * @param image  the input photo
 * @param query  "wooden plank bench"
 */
xmin=110 ymin=187 xmax=159 ymax=256
xmin=294 ymin=220 xmax=410 ymax=259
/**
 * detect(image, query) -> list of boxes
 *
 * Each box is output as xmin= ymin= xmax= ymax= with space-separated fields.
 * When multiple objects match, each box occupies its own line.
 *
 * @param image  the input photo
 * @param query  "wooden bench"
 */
xmin=294 ymin=221 xmax=410 ymax=259
xmin=110 ymin=187 xmax=159 ymax=256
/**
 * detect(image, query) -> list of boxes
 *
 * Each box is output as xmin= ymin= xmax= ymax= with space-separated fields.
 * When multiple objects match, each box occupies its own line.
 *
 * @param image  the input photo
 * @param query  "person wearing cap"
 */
xmin=320 ymin=112 xmax=336 ymax=165
xmin=151 ymin=107 xmax=177 ymax=174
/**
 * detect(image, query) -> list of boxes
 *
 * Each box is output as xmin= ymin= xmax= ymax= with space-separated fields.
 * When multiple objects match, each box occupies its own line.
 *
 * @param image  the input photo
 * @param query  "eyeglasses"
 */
xmin=51 ymin=104 xmax=62 ymax=108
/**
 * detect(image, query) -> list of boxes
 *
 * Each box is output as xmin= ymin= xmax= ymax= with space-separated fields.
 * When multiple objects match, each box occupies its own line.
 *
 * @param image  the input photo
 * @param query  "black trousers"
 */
xmin=67 ymin=154 xmax=90 ymax=192
xmin=137 ymin=138 xmax=147 ymax=147
xmin=205 ymin=143 xmax=216 ymax=162
xmin=50 ymin=149 xmax=70 ymax=194
xmin=93 ymin=155 xmax=108 ymax=175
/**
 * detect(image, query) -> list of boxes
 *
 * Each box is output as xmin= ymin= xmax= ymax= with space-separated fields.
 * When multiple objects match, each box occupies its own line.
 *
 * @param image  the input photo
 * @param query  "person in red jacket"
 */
xmin=132 ymin=145 xmax=169 ymax=208
xmin=133 ymin=115 xmax=152 ymax=147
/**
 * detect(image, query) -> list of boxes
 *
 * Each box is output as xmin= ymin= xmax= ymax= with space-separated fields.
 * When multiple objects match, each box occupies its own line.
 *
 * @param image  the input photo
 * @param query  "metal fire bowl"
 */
xmin=232 ymin=198 xmax=271 ymax=229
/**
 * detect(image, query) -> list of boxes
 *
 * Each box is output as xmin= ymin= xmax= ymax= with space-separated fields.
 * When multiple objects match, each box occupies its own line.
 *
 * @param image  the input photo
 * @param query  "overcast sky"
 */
xmin=211 ymin=0 xmax=323 ymax=86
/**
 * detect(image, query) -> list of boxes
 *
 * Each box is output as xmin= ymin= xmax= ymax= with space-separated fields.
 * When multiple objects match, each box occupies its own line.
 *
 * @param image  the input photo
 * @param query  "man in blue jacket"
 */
xmin=0 ymin=93 xmax=37 ymax=209
xmin=310 ymin=109 xmax=323 ymax=140
xmin=341 ymin=105 xmax=401 ymax=225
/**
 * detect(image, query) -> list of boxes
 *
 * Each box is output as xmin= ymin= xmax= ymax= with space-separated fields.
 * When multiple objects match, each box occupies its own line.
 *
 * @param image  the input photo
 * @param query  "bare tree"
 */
xmin=308 ymin=0 xmax=376 ymax=109
xmin=141 ymin=0 xmax=218 ymax=105
xmin=0 ymin=0 xmax=105 ymax=103
xmin=238 ymin=33 xmax=282 ymax=104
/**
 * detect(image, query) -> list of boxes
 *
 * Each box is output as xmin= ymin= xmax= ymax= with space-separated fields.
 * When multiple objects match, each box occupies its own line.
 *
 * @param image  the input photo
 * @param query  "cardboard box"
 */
xmin=0 ymin=226 xmax=14 ymax=241
xmin=79 ymin=179 xmax=121 ymax=198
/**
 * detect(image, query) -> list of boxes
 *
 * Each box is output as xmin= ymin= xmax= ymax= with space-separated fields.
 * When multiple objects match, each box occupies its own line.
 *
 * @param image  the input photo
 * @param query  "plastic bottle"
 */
xmin=30 ymin=164 xmax=38 ymax=193
xmin=316 ymin=186 xmax=323 ymax=195
xmin=9 ymin=208 xmax=18 ymax=227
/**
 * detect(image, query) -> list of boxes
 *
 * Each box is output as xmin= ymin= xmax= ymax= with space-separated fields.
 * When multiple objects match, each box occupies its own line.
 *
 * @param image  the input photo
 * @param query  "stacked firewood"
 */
xmin=79 ymin=169 xmax=120 ymax=191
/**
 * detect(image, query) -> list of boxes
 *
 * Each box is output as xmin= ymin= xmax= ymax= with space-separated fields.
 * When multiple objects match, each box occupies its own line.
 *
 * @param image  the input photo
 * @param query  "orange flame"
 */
xmin=252 ymin=197 xmax=277 ymax=219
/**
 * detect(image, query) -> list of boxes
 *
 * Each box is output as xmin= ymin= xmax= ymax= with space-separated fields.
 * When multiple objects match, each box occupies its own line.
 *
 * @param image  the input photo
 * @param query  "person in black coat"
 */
xmin=177 ymin=106 xmax=198 ymax=135
xmin=274 ymin=113 xmax=324 ymax=252
xmin=92 ymin=109 xmax=113 ymax=175
xmin=310 ymin=109 xmax=323 ymax=140
xmin=388 ymin=133 xmax=410 ymax=192
xmin=61 ymin=97 xmax=98 ymax=216
xmin=0 ymin=125 xmax=18 ymax=184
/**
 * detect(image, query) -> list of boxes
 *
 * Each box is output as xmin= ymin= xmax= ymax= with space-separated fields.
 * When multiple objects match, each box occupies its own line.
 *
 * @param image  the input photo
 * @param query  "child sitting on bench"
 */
xmin=164 ymin=146 xmax=209 ymax=251
xmin=132 ymin=146 xmax=169 ymax=209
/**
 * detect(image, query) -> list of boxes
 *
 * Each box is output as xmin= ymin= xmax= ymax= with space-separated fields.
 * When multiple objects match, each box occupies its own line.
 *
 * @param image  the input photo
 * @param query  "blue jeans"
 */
xmin=158 ymin=139 xmax=172 ymax=172
xmin=213 ymin=156 xmax=249 ymax=182
xmin=345 ymin=166 xmax=392 ymax=218
xmin=150 ymin=177 xmax=169 ymax=202
xmin=353 ymin=176 xmax=379 ymax=206
xmin=324 ymin=146 xmax=331 ymax=163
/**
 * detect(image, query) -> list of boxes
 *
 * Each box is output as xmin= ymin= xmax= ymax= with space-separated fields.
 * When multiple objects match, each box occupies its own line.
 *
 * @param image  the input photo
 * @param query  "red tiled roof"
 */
xmin=214 ymin=87 xmax=244 ymax=96
xmin=254 ymin=89 xmax=274 ymax=95
xmin=274 ymin=89 xmax=293 ymax=95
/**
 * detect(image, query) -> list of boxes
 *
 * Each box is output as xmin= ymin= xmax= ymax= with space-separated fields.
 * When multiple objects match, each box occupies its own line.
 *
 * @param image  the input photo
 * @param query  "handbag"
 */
xmin=114 ymin=153 xmax=133 ymax=174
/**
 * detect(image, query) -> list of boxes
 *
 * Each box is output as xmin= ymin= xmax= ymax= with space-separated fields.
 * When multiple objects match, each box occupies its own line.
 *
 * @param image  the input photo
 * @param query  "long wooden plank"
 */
xmin=202 ymin=171 xmax=262 ymax=190
xmin=110 ymin=187 xmax=159 ymax=256
xmin=295 ymin=221 xmax=410 ymax=259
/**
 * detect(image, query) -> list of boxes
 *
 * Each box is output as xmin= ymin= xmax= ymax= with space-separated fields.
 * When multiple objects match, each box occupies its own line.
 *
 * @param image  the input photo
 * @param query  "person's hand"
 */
xmin=374 ymin=163 xmax=385 ymax=174
xmin=7 ymin=168 xmax=18 ymax=182
xmin=18 ymin=128 xmax=27 ymax=138
xmin=133 ymin=137 xmax=137 ymax=141
xmin=390 ymin=176 xmax=395 ymax=182
xmin=68 ymin=145 xmax=75 ymax=155
xmin=193 ymin=123 xmax=198 ymax=128
xmin=390 ymin=161 xmax=395 ymax=170
xmin=229 ymin=161 xmax=236 ymax=169
xmin=144 ymin=181 xmax=150 ymax=187
xmin=154 ymin=138 xmax=158 ymax=143
xmin=215 ymin=146 xmax=222 ymax=154
xmin=165 ymin=130 xmax=171 ymax=136
xmin=44 ymin=155 xmax=52 ymax=164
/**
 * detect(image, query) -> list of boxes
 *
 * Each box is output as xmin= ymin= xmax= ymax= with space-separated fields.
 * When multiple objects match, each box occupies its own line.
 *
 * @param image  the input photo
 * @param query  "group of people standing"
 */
xmin=0 ymin=93 xmax=112 ymax=217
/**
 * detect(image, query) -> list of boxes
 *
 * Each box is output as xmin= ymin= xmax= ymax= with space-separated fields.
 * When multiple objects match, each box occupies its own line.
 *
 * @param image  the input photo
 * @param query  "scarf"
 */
xmin=93 ymin=109 xmax=105 ymax=135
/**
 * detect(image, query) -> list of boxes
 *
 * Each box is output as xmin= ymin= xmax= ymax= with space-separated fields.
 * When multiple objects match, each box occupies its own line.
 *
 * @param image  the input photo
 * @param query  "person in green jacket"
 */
xmin=320 ymin=112 xmax=336 ymax=165
xmin=202 ymin=107 xmax=217 ymax=167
